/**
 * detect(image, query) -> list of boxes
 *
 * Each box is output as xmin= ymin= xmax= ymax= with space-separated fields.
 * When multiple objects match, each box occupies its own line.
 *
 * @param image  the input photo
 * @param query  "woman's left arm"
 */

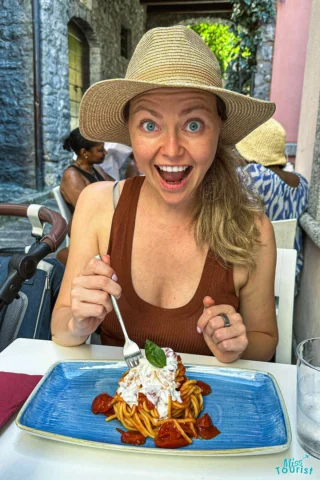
xmin=197 ymin=215 xmax=278 ymax=363
xmin=238 ymin=215 xmax=278 ymax=361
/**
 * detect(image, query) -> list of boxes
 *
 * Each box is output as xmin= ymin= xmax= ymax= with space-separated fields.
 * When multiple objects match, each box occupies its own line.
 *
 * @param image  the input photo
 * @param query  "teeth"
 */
xmin=158 ymin=166 xmax=189 ymax=172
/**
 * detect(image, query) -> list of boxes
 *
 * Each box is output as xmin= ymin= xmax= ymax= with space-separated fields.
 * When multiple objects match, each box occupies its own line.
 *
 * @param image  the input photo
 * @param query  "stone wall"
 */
xmin=0 ymin=0 xmax=35 ymax=187
xmin=293 ymin=0 xmax=320 ymax=347
xmin=0 ymin=0 xmax=146 ymax=189
xmin=41 ymin=0 xmax=146 ymax=186
xmin=254 ymin=22 xmax=276 ymax=101
xmin=147 ymin=13 xmax=231 ymax=30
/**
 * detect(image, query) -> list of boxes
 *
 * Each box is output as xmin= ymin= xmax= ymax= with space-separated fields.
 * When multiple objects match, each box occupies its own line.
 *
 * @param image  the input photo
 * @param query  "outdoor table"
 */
xmin=0 ymin=338 xmax=318 ymax=479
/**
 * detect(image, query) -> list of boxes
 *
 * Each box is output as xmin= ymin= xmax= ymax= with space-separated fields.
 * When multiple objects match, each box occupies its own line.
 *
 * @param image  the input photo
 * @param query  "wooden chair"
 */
xmin=52 ymin=186 xmax=72 ymax=247
xmin=271 ymin=219 xmax=297 ymax=249
xmin=274 ymin=248 xmax=297 ymax=364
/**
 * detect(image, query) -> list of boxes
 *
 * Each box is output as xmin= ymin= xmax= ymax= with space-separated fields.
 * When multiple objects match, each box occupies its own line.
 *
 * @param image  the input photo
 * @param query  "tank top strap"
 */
xmin=107 ymin=176 xmax=145 ymax=266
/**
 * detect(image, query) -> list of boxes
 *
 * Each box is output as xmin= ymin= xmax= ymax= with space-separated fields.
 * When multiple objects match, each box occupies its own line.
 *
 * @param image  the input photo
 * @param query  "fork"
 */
xmin=94 ymin=255 xmax=142 ymax=368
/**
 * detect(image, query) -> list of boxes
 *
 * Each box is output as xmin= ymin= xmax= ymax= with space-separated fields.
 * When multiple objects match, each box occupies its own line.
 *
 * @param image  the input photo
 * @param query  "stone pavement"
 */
xmin=0 ymin=194 xmax=64 ymax=253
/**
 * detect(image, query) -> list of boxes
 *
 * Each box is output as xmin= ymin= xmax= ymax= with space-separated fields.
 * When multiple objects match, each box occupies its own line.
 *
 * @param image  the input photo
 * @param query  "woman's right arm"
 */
xmin=52 ymin=181 xmax=121 ymax=346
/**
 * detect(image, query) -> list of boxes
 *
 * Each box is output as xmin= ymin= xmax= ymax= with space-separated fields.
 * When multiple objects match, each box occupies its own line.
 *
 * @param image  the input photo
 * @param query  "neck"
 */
xmin=268 ymin=165 xmax=282 ymax=172
xmin=141 ymin=178 xmax=195 ymax=228
xmin=75 ymin=157 xmax=94 ymax=173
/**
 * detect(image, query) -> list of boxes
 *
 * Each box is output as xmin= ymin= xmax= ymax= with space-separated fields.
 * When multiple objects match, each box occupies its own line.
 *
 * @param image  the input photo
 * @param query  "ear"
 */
xmin=79 ymin=147 xmax=89 ymax=158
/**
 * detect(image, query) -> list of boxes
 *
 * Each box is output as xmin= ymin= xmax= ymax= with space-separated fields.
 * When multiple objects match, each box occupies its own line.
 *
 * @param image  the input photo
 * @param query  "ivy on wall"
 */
xmin=226 ymin=0 xmax=276 ymax=95
xmin=189 ymin=24 xmax=242 ymax=77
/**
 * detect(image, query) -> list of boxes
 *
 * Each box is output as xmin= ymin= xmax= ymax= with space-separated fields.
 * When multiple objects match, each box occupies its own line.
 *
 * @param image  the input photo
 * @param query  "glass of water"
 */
xmin=297 ymin=337 xmax=320 ymax=459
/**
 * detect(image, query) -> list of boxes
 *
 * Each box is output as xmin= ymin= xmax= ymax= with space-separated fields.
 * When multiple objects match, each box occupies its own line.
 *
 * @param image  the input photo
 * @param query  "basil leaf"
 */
xmin=145 ymin=339 xmax=167 ymax=368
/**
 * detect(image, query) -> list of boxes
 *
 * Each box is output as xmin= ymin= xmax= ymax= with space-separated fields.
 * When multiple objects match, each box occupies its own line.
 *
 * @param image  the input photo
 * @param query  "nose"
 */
xmin=160 ymin=129 xmax=184 ymax=159
xmin=103 ymin=149 xmax=108 ymax=155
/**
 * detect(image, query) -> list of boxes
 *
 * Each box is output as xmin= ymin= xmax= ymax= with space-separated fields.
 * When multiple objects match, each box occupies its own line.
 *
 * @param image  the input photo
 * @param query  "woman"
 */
xmin=60 ymin=127 xmax=113 ymax=214
xmin=52 ymin=26 xmax=278 ymax=363
xmin=57 ymin=128 xmax=113 ymax=265
xmin=236 ymin=118 xmax=308 ymax=292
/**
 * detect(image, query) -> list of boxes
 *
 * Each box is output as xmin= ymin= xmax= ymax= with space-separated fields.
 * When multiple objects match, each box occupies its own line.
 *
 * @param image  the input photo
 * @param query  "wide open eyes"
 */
xmin=141 ymin=121 xmax=158 ymax=132
xmin=140 ymin=119 xmax=203 ymax=133
xmin=185 ymin=120 xmax=202 ymax=132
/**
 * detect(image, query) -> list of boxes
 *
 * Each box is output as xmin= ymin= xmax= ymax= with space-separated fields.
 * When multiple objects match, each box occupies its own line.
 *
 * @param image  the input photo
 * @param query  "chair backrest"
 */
xmin=52 ymin=186 xmax=72 ymax=247
xmin=274 ymin=248 xmax=297 ymax=364
xmin=271 ymin=219 xmax=297 ymax=249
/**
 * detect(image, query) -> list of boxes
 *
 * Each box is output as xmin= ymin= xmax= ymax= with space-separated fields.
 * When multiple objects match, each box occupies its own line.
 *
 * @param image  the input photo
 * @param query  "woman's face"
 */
xmin=128 ymin=88 xmax=221 ymax=206
xmin=85 ymin=142 xmax=107 ymax=164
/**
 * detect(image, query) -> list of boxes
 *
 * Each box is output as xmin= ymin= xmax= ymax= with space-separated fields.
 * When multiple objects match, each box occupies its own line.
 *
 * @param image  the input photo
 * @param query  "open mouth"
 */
xmin=155 ymin=165 xmax=192 ymax=185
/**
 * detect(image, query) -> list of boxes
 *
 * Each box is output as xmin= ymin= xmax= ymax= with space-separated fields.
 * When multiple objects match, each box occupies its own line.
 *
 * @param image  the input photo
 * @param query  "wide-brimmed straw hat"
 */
xmin=236 ymin=118 xmax=287 ymax=167
xmin=79 ymin=26 xmax=275 ymax=146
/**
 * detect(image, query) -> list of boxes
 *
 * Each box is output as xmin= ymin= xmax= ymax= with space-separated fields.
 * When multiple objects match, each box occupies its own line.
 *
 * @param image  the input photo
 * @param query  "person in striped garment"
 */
xmin=236 ymin=118 xmax=308 ymax=293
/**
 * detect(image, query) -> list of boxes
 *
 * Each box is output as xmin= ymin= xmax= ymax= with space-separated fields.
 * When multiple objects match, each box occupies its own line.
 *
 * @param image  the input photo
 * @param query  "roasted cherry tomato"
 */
xmin=116 ymin=428 xmax=146 ymax=445
xmin=196 ymin=413 xmax=220 ymax=440
xmin=180 ymin=422 xmax=196 ymax=438
xmin=91 ymin=393 xmax=114 ymax=415
xmin=138 ymin=392 xmax=155 ymax=410
xmin=154 ymin=421 xmax=190 ymax=449
xmin=196 ymin=380 xmax=212 ymax=396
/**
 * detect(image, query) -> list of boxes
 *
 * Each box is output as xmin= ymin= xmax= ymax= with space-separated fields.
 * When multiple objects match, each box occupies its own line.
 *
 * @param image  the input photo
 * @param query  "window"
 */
xmin=121 ymin=26 xmax=131 ymax=59
xmin=68 ymin=22 xmax=90 ymax=131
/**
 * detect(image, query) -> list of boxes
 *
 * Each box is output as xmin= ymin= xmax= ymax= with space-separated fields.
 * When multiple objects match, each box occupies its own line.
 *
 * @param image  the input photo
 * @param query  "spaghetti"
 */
xmin=91 ymin=348 xmax=220 ymax=448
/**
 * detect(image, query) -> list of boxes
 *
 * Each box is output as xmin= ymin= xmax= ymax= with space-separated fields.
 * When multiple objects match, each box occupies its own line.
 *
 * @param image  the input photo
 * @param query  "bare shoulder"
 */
xmin=76 ymin=181 xmax=115 ymax=217
xmin=61 ymin=167 xmax=82 ymax=182
xmin=254 ymin=213 xmax=276 ymax=246
xmin=60 ymin=167 xmax=87 ymax=190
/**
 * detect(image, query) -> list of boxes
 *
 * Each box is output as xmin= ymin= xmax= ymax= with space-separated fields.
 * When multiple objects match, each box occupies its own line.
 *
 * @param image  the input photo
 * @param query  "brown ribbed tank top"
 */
xmin=101 ymin=176 xmax=239 ymax=356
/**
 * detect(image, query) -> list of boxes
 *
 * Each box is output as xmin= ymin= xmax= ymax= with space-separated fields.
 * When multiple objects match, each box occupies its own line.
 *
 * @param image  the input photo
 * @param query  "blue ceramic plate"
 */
xmin=16 ymin=361 xmax=291 ymax=456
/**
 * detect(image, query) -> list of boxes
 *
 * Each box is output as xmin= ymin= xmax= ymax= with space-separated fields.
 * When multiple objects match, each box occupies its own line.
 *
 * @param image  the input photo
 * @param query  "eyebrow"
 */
xmin=179 ymin=105 xmax=213 ymax=115
xmin=131 ymin=105 xmax=163 ymax=119
xmin=131 ymin=103 xmax=213 ymax=118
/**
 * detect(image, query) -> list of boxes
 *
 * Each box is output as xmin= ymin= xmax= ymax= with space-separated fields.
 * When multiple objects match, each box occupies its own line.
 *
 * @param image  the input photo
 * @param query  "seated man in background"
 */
xmin=236 ymin=118 xmax=308 ymax=292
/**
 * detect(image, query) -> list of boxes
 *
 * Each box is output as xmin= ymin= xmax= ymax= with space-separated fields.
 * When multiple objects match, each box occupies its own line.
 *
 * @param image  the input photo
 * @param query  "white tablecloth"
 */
xmin=0 ymin=339 xmax=318 ymax=479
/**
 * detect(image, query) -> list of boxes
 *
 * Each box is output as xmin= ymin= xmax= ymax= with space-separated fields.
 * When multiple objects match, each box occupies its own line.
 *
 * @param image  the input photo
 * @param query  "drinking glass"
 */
xmin=297 ymin=337 xmax=320 ymax=459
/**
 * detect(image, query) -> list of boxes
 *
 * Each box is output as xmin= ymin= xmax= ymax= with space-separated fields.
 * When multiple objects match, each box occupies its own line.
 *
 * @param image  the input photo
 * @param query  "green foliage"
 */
xmin=226 ymin=0 xmax=276 ymax=95
xmin=189 ymin=24 xmax=241 ymax=77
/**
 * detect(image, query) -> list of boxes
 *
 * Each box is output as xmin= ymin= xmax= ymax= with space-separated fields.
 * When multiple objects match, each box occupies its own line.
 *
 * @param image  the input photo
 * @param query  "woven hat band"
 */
xmin=127 ymin=67 xmax=223 ymax=88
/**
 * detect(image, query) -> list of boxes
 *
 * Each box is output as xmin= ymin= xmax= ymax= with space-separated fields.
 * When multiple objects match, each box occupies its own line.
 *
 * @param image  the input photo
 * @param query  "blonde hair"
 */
xmin=193 ymin=143 xmax=263 ymax=270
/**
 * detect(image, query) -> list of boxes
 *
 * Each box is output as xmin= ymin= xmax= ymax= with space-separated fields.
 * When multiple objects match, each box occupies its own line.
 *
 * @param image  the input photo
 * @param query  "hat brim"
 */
xmin=79 ymin=79 xmax=276 ymax=146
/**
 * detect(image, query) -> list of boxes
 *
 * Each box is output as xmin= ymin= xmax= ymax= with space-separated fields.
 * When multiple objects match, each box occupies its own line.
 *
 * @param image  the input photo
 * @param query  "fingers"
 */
xmin=203 ymin=296 xmax=215 ymax=309
xmin=197 ymin=298 xmax=248 ymax=362
xmin=100 ymin=253 xmax=111 ymax=265
xmin=80 ymin=256 xmax=114 ymax=277
xmin=72 ymin=274 xmax=121 ymax=299
xmin=197 ymin=303 xmax=236 ymax=333
xmin=71 ymin=285 xmax=112 ymax=314
xmin=205 ymin=314 xmax=246 ymax=344
xmin=70 ymin=254 xmax=122 ymax=332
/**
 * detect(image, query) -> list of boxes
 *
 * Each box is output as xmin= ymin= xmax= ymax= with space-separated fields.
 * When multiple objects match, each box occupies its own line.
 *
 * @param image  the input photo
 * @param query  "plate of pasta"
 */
xmin=16 ymin=342 xmax=291 ymax=456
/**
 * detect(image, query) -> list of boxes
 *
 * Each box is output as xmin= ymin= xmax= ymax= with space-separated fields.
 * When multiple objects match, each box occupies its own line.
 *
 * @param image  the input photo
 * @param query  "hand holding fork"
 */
xmin=94 ymin=255 xmax=142 ymax=368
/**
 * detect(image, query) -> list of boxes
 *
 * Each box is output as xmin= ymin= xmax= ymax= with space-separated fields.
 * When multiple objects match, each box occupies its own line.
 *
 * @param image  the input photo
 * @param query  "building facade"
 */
xmin=0 ymin=0 xmax=146 ymax=189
